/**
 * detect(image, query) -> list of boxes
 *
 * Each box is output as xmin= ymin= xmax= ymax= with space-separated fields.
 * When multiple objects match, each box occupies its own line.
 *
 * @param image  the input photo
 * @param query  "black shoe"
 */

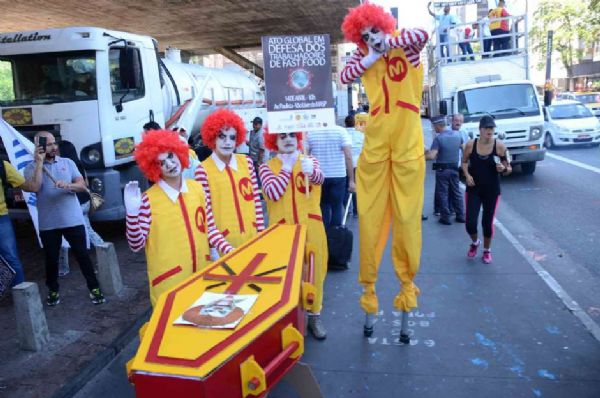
xmin=421 ymin=215 xmax=428 ymax=221
xmin=89 ymin=288 xmax=106 ymax=304
xmin=328 ymin=262 xmax=349 ymax=271
xmin=438 ymin=219 xmax=452 ymax=225
xmin=455 ymin=217 xmax=466 ymax=223
xmin=47 ymin=291 xmax=60 ymax=306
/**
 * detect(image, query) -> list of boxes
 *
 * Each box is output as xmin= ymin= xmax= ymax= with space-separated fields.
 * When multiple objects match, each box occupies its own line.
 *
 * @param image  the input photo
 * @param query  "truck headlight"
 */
xmin=80 ymin=143 xmax=104 ymax=169
xmin=529 ymin=126 xmax=543 ymax=140
xmin=89 ymin=177 xmax=104 ymax=193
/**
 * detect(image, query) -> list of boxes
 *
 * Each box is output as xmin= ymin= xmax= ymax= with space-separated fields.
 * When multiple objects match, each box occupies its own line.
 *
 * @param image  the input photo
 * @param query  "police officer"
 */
xmin=426 ymin=115 xmax=466 ymax=225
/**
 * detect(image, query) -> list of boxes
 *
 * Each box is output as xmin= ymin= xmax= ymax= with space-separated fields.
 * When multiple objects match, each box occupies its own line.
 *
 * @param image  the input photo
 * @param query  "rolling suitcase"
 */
xmin=326 ymin=194 xmax=353 ymax=270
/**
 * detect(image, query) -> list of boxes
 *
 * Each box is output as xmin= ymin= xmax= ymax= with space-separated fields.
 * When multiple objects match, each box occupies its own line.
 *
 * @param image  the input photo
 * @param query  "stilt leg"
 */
xmin=399 ymin=311 xmax=410 ymax=344
xmin=363 ymin=312 xmax=377 ymax=337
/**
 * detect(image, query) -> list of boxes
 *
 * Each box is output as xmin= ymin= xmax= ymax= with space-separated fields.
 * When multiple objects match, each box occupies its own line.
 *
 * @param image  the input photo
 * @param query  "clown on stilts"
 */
xmin=258 ymin=130 xmax=328 ymax=339
xmin=195 ymin=109 xmax=265 ymax=255
xmin=124 ymin=130 xmax=229 ymax=307
xmin=341 ymin=2 xmax=429 ymax=341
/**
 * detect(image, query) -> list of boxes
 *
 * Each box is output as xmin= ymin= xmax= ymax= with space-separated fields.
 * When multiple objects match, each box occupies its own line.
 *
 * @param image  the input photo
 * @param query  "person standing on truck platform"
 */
xmin=25 ymin=132 xmax=105 ymax=306
xmin=341 ymin=2 xmax=429 ymax=336
xmin=428 ymin=1 xmax=458 ymax=60
xmin=462 ymin=116 xmax=512 ymax=264
xmin=426 ymin=115 xmax=465 ymax=225
xmin=0 ymin=152 xmax=44 ymax=287
xmin=195 ymin=109 xmax=265 ymax=256
xmin=124 ymin=130 xmax=228 ymax=306
xmin=247 ymin=117 xmax=266 ymax=183
xmin=490 ymin=0 xmax=511 ymax=57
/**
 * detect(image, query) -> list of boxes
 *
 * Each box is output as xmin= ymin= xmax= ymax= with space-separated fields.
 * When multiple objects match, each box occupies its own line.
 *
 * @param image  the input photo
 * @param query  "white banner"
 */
xmin=0 ymin=117 xmax=42 ymax=245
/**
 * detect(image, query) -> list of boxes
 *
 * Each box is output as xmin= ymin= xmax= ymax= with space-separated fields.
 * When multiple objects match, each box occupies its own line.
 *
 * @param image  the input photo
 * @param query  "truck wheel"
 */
xmin=521 ymin=162 xmax=536 ymax=175
xmin=544 ymin=133 xmax=554 ymax=149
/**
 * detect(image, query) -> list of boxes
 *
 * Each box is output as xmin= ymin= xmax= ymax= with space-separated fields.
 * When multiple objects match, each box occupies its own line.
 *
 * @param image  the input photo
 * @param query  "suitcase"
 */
xmin=326 ymin=195 xmax=353 ymax=270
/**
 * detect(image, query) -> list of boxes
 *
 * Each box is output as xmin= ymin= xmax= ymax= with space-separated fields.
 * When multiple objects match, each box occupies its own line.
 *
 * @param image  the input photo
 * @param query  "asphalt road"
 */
xmin=73 ymin=121 xmax=600 ymax=398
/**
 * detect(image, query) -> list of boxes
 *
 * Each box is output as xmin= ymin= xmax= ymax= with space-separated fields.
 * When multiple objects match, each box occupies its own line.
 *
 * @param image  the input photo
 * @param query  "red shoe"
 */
xmin=467 ymin=240 xmax=480 ymax=258
xmin=482 ymin=250 xmax=493 ymax=264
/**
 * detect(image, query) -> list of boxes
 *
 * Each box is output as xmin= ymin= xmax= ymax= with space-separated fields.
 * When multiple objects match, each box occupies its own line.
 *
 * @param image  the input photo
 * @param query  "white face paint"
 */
xmin=276 ymin=133 xmax=298 ymax=154
xmin=361 ymin=26 xmax=386 ymax=53
xmin=157 ymin=151 xmax=182 ymax=178
xmin=215 ymin=127 xmax=237 ymax=158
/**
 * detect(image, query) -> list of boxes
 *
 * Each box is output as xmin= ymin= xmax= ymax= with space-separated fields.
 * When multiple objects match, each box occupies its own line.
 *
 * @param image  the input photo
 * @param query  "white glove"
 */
xmin=361 ymin=46 xmax=383 ymax=69
xmin=124 ymin=181 xmax=142 ymax=216
xmin=301 ymin=157 xmax=314 ymax=176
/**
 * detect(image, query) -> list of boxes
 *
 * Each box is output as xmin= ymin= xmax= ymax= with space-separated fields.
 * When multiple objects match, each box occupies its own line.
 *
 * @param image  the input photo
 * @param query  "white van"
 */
xmin=543 ymin=100 xmax=600 ymax=148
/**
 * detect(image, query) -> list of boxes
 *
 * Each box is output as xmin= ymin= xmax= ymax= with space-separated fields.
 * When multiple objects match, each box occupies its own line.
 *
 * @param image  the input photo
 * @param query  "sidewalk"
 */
xmin=2 ymin=168 xmax=600 ymax=398
xmin=0 ymin=221 xmax=151 ymax=398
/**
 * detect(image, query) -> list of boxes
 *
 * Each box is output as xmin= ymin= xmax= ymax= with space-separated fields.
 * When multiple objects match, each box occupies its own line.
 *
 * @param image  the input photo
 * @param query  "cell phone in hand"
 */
xmin=38 ymin=136 xmax=47 ymax=152
xmin=493 ymin=155 xmax=501 ymax=165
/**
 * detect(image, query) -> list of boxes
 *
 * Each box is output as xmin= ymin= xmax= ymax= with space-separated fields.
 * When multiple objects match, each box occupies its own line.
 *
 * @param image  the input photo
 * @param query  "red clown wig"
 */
xmin=263 ymin=128 xmax=303 ymax=152
xmin=341 ymin=2 xmax=397 ymax=47
xmin=134 ymin=129 xmax=190 ymax=182
xmin=200 ymin=109 xmax=246 ymax=150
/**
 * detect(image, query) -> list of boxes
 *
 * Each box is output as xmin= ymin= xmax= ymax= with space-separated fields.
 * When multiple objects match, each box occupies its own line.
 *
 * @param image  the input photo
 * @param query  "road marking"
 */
xmin=546 ymin=152 xmax=600 ymax=175
xmin=494 ymin=219 xmax=600 ymax=342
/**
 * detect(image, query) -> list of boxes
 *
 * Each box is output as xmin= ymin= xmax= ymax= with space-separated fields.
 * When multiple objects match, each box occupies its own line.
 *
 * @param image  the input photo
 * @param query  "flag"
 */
xmin=0 ymin=117 xmax=42 ymax=245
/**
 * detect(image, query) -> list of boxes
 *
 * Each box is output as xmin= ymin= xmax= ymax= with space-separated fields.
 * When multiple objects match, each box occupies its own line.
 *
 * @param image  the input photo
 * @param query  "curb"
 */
xmin=50 ymin=306 xmax=152 ymax=398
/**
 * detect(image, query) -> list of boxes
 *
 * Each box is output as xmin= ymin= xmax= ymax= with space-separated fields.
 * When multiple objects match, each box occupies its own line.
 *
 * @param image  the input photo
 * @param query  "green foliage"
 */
xmin=0 ymin=61 xmax=15 ymax=101
xmin=529 ymin=0 xmax=600 ymax=74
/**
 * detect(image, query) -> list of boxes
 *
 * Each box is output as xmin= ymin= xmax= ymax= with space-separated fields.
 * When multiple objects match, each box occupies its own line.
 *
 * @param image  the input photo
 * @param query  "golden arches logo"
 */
xmin=238 ymin=177 xmax=254 ymax=201
xmin=295 ymin=172 xmax=312 ymax=194
xmin=195 ymin=206 xmax=206 ymax=233
xmin=386 ymin=57 xmax=407 ymax=82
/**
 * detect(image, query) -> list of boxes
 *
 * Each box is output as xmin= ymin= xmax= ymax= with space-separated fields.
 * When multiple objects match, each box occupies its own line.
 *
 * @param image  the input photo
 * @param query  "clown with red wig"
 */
xmin=340 ymin=2 xmax=429 ymax=340
xmin=258 ymin=130 xmax=328 ymax=339
xmin=195 ymin=109 xmax=265 ymax=254
xmin=124 ymin=130 xmax=229 ymax=306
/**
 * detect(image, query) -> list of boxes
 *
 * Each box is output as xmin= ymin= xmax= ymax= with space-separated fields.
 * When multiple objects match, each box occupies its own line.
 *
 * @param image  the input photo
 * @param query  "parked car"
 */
xmin=556 ymin=92 xmax=600 ymax=119
xmin=543 ymin=100 xmax=600 ymax=148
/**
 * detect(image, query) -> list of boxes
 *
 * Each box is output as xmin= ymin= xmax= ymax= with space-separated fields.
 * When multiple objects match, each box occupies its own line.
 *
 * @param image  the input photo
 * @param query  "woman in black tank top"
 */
xmin=461 ymin=116 xmax=512 ymax=264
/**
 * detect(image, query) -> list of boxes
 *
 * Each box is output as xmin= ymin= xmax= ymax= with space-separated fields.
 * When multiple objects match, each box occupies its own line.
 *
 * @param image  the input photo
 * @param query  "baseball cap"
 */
xmin=252 ymin=117 xmax=263 ymax=124
xmin=431 ymin=115 xmax=446 ymax=125
xmin=479 ymin=115 xmax=496 ymax=128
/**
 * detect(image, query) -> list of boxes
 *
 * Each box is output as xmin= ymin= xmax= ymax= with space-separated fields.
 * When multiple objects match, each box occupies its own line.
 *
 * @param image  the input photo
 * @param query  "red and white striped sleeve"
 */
xmin=125 ymin=193 xmax=151 ymax=252
xmin=195 ymin=164 xmax=234 ymax=254
xmin=340 ymin=48 xmax=368 ymax=84
xmin=386 ymin=28 xmax=429 ymax=67
xmin=308 ymin=156 xmax=324 ymax=185
xmin=247 ymin=156 xmax=265 ymax=231
xmin=259 ymin=162 xmax=292 ymax=202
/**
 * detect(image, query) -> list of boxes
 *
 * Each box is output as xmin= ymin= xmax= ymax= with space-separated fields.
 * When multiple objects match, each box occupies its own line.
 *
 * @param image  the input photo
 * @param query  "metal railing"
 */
xmin=429 ymin=14 xmax=528 ymax=64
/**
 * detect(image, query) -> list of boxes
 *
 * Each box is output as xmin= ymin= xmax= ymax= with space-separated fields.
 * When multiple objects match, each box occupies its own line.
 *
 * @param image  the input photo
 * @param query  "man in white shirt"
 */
xmin=428 ymin=1 xmax=458 ymax=59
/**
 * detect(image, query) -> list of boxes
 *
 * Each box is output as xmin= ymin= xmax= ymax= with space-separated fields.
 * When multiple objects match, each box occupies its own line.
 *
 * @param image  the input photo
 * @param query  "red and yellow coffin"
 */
xmin=128 ymin=224 xmax=310 ymax=398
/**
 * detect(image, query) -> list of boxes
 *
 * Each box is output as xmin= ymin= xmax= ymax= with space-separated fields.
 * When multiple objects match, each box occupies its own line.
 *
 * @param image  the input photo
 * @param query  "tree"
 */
xmin=0 ymin=61 xmax=15 ymax=101
xmin=530 ymin=0 xmax=600 ymax=88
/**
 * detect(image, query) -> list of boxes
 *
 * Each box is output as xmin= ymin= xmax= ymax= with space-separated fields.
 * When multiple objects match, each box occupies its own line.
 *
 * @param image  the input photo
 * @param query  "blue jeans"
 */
xmin=320 ymin=177 xmax=346 ymax=227
xmin=0 ymin=214 xmax=25 ymax=286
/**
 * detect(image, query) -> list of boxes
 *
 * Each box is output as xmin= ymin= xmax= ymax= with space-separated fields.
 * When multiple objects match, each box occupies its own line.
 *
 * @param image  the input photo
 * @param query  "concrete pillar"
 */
xmin=12 ymin=282 xmax=50 ymax=351
xmin=95 ymin=242 xmax=123 ymax=295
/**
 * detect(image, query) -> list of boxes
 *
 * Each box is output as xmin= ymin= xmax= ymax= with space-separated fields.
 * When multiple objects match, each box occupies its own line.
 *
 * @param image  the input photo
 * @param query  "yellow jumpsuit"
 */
xmin=144 ymin=180 xmax=211 ymax=306
xmin=202 ymin=154 xmax=261 ymax=249
xmin=263 ymin=156 xmax=328 ymax=313
xmin=357 ymin=36 xmax=425 ymax=314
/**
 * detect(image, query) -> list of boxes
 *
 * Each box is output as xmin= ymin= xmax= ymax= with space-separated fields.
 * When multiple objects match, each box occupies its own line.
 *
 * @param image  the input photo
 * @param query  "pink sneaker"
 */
xmin=467 ymin=241 xmax=480 ymax=258
xmin=482 ymin=251 xmax=492 ymax=264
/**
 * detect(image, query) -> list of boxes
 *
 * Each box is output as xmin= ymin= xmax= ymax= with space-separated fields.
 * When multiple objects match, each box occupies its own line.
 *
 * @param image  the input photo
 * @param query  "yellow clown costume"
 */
xmin=196 ymin=153 xmax=265 ymax=253
xmin=259 ymin=154 xmax=328 ymax=313
xmin=341 ymin=28 xmax=429 ymax=314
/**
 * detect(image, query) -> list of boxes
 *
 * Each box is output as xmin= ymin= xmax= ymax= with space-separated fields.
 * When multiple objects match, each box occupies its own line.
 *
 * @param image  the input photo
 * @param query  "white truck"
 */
xmin=0 ymin=27 xmax=265 ymax=220
xmin=426 ymin=14 xmax=545 ymax=174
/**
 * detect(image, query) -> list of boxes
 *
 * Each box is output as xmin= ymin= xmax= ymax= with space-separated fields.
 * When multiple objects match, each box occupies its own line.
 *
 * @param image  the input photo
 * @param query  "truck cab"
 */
xmin=426 ymin=13 xmax=545 ymax=174
xmin=0 ymin=27 xmax=264 ymax=220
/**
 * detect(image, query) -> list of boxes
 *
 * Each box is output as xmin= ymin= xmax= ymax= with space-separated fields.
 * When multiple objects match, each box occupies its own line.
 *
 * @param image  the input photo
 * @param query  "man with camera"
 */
xmin=24 ymin=131 xmax=105 ymax=306
xmin=426 ymin=116 xmax=466 ymax=225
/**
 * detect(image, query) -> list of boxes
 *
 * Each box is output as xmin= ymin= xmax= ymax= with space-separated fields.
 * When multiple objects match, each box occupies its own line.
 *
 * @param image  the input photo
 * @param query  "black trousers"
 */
xmin=465 ymin=190 xmax=500 ymax=238
xmin=40 ymin=225 xmax=99 ymax=292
